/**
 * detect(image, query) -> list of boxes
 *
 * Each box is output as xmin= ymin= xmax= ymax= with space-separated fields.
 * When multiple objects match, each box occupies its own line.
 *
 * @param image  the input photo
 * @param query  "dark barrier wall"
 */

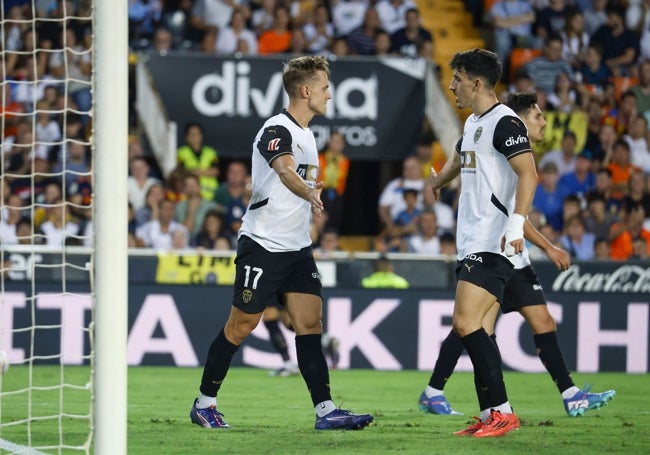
xmin=2 ymin=264 xmax=648 ymax=372
xmin=145 ymin=53 xmax=426 ymax=161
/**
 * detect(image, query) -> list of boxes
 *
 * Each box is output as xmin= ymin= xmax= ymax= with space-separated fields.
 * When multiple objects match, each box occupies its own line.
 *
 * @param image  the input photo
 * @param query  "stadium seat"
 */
xmin=509 ymin=47 xmax=542 ymax=82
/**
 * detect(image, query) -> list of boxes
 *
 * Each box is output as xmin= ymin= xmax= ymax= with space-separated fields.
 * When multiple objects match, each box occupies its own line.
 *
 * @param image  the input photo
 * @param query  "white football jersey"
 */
xmin=455 ymin=103 xmax=532 ymax=265
xmin=239 ymin=111 xmax=319 ymax=252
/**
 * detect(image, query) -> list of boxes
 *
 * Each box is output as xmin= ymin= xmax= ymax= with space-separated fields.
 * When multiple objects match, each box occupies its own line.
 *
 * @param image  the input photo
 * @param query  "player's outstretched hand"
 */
xmin=310 ymin=182 xmax=325 ymax=216
xmin=428 ymin=167 xmax=441 ymax=201
xmin=546 ymin=245 xmax=571 ymax=271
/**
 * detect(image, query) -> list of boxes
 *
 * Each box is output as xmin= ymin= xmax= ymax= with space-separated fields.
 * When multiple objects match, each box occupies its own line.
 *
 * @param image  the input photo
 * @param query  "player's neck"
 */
xmin=286 ymin=104 xmax=314 ymax=128
xmin=472 ymin=93 xmax=499 ymax=117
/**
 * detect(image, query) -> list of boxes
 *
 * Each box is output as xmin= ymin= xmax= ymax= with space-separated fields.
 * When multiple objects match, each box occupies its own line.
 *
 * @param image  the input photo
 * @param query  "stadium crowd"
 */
xmin=0 ymin=0 xmax=649 ymax=262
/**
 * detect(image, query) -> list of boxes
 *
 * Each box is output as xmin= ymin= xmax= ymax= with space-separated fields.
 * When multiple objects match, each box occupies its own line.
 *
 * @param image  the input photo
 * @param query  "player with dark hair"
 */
xmin=427 ymin=49 xmax=539 ymax=438
xmin=189 ymin=55 xmax=373 ymax=430
xmin=419 ymin=92 xmax=615 ymax=426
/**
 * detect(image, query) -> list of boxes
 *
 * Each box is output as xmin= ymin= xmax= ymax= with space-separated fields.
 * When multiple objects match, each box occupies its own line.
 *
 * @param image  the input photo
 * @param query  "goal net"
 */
xmin=0 ymin=1 xmax=126 ymax=453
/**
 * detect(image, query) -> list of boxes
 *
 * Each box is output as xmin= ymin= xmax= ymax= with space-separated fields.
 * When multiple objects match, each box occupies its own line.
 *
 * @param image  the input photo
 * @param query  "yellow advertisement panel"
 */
xmin=156 ymin=253 xmax=236 ymax=285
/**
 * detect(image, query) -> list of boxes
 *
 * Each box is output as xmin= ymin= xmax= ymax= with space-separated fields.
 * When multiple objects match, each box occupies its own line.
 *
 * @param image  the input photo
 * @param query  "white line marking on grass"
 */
xmin=0 ymin=438 xmax=50 ymax=455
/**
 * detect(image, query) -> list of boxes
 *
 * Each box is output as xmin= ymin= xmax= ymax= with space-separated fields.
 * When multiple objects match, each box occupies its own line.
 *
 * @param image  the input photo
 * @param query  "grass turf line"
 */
xmin=1 ymin=366 xmax=647 ymax=454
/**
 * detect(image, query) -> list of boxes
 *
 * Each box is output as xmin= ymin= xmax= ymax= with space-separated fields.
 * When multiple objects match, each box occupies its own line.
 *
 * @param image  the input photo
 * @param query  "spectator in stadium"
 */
xmin=0 ymin=83 xmax=23 ymax=140
xmin=547 ymin=72 xmax=579 ymax=113
xmin=584 ymin=192 xmax=619 ymax=240
xmin=558 ymin=150 xmax=596 ymax=199
xmin=534 ymin=0 xmax=570 ymax=42
xmin=593 ymin=236 xmax=612 ymax=260
xmin=389 ymin=7 xmax=432 ymax=59
xmin=39 ymin=199 xmax=80 ymax=248
xmin=190 ymin=56 xmax=373 ymax=430
xmin=560 ymin=213 xmax=596 ymax=260
xmin=345 ymin=7 xmax=383 ymax=55
xmin=605 ymin=139 xmax=641 ymax=200
xmin=6 ymin=122 xmax=49 ymax=180
xmin=407 ymin=208 xmax=440 ymax=254
xmin=213 ymin=160 xmax=248 ymax=213
xmin=534 ymin=166 xmax=569 ymax=232
xmin=215 ymin=7 xmax=258 ymax=55
xmin=582 ymin=98 xmax=607 ymax=162
xmin=0 ymin=193 xmax=24 ymax=245
xmin=13 ymin=56 xmax=56 ymax=113
xmin=176 ymin=122 xmax=219 ymax=201
xmin=34 ymin=100 xmax=61 ymax=156
xmin=624 ymin=114 xmax=650 ymax=174
xmin=192 ymin=208 xmax=228 ymax=249
xmin=488 ymin=0 xmax=536 ymax=66
xmin=577 ymin=45 xmax=612 ymax=104
xmin=303 ymin=3 xmax=334 ymax=54
xmin=159 ymin=0 xmax=204 ymax=49
xmin=313 ymin=228 xmax=341 ymax=259
xmin=620 ymin=169 xmax=650 ymax=217
xmin=128 ymin=156 xmax=162 ymax=212
xmin=375 ymin=0 xmax=417 ymax=35
xmin=329 ymin=37 xmax=349 ymax=56
xmin=631 ymin=237 xmax=650 ymax=260
xmin=128 ymin=0 xmax=162 ymax=47
xmin=378 ymin=156 xmax=423 ymax=234
xmin=33 ymin=181 xmax=62 ymax=230
xmin=170 ymin=227 xmax=190 ymax=250
xmin=288 ymin=27 xmax=310 ymax=55
xmin=6 ymin=28 xmax=48 ymax=86
xmin=49 ymin=28 xmax=92 ymax=121
xmin=560 ymin=9 xmax=589 ymax=69
xmin=257 ymin=4 xmax=292 ymax=54
xmin=175 ymin=172 xmax=219 ymax=238
xmin=602 ymin=90 xmax=638 ymax=136
xmin=525 ymin=35 xmax=574 ymax=95
xmin=538 ymin=130 xmax=579 ymax=177
xmin=438 ymin=231 xmax=457 ymax=256
xmin=590 ymin=123 xmax=617 ymax=166
xmin=630 ymin=60 xmax=650 ymax=116
xmin=318 ymin=130 xmax=349 ymax=232
xmin=374 ymin=30 xmax=392 ymax=55
xmin=53 ymin=141 xmax=90 ymax=192
xmin=136 ymin=199 xmax=188 ymax=249
xmin=151 ymin=26 xmax=174 ymax=52
xmin=330 ymin=0 xmax=367 ymax=38
xmin=190 ymin=0 xmax=244 ymax=35
xmin=361 ymin=254 xmax=409 ymax=288
xmin=590 ymin=4 xmax=639 ymax=77
xmin=609 ymin=206 xmax=650 ymax=260
xmin=251 ymin=0 xmax=276 ymax=35
xmin=583 ymin=0 xmax=607 ymax=36
xmin=224 ymin=174 xmax=252 ymax=239
xmin=587 ymin=167 xmax=622 ymax=214
xmin=135 ymin=183 xmax=165 ymax=227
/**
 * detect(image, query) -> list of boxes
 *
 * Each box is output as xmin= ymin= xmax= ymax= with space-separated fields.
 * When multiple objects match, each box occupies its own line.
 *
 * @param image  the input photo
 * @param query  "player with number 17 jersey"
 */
xmin=239 ymin=111 xmax=320 ymax=252
xmin=455 ymin=103 xmax=532 ymax=262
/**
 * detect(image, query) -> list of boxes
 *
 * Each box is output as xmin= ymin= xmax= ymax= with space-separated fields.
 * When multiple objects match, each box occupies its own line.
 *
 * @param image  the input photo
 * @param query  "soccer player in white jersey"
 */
xmin=418 ymin=92 xmax=616 ymax=423
xmin=427 ymin=49 xmax=539 ymax=438
xmin=190 ymin=55 xmax=373 ymax=431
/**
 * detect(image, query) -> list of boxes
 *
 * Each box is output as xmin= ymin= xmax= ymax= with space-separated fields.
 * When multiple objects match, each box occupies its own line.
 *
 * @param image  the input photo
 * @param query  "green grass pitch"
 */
xmin=1 ymin=366 xmax=648 ymax=454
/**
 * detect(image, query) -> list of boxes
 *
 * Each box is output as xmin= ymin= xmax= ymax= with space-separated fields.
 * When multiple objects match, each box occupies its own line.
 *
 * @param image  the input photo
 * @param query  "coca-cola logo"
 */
xmin=552 ymin=264 xmax=650 ymax=293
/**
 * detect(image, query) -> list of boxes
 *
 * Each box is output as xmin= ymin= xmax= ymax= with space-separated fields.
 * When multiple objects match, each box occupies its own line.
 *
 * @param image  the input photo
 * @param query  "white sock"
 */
xmin=424 ymin=385 xmax=444 ymax=398
xmin=196 ymin=393 xmax=217 ymax=409
xmin=493 ymin=402 xmax=513 ymax=414
xmin=561 ymin=386 xmax=581 ymax=399
xmin=315 ymin=400 xmax=337 ymax=417
xmin=480 ymin=409 xmax=491 ymax=422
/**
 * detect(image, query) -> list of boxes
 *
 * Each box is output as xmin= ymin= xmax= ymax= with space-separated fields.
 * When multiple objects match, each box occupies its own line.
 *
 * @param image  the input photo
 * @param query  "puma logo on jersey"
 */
xmin=464 ymin=263 xmax=474 ymax=272
xmin=268 ymin=138 xmax=281 ymax=151
xmin=505 ymin=135 xmax=528 ymax=146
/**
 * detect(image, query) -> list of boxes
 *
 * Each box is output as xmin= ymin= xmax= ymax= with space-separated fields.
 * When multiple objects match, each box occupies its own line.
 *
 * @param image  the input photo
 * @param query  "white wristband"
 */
xmin=504 ymin=213 xmax=526 ymax=256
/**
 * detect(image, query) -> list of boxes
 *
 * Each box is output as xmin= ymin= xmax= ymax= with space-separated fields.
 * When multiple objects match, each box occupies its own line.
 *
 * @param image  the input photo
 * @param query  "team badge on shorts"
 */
xmin=474 ymin=127 xmax=483 ymax=143
xmin=242 ymin=289 xmax=253 ymax=303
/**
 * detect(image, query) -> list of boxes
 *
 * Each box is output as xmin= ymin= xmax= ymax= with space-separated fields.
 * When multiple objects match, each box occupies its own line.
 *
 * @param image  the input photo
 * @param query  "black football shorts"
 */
xmin=232 ymin=235 xmax=322 ymax=314
xmin=455 ymin=252 xmax=514 ymax=302
xmin=500 ymin=265 xmax=546 ymax=313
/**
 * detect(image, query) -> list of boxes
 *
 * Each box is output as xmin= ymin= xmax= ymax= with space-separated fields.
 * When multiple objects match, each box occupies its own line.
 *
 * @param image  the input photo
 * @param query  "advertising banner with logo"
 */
xmin=3 ymin=280 xmax=648 ymax=372
xmin=144 ymin=54 xmax=427 ymax=161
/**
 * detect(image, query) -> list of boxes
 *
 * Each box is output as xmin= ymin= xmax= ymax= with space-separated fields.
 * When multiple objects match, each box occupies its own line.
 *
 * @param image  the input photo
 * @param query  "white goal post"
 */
xmin=94 ymin=1 xmax=128 ymax=454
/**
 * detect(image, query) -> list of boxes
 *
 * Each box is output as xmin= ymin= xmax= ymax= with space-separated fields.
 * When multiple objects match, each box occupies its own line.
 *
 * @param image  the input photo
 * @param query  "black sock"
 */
xmin=429 ymin=329 xmax=464 ymax=390
xmin=264 ymin=320 xmax=290 ymax=362
xmin=461 ymin=328 xmax=508 ymax=408
xmin=474 ymin=333 xmax=500 ymax=411
xmin=296 ymin=334 xmax=331 ymax=406
xmin=199 ymin=329 xmax=240 ymax=397
xmin=534 ymin=331 xmax=574 ymax=393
